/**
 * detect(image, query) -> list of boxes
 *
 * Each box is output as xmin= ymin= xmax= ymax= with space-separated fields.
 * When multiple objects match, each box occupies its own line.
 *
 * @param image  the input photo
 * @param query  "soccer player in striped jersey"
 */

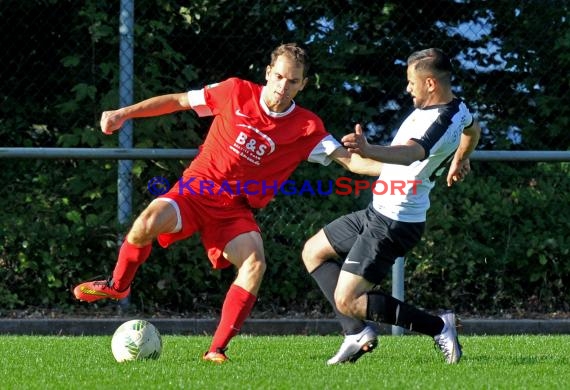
xmin=303 ymin=48 xmax=481 ymax=365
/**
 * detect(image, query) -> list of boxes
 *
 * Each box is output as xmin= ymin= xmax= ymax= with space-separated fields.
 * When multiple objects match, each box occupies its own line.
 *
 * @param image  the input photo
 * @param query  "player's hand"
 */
xmin=100 ymin=110 xmax=125 ymax=135
xmin=341 ymin=124 xmax=370 ymax=157
xmin=447 ymin=158 xmax=471 ymax=187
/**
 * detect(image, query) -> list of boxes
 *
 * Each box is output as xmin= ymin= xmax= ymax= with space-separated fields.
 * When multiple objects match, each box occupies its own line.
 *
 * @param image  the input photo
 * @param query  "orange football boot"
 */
xmin=203 ymin=348 xmax=228 ymax=364
xmin=73 ymin=279 xmax=130 ymax=302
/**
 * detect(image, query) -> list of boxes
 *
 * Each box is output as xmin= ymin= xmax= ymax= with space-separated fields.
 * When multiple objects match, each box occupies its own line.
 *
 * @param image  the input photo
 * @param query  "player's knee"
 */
xmin=301 ymin=236 xmax=322 ymax=271
xmin=128 ymin=210 xmax=157 ymax=244
xmin=301 ymin=240 xmax=313 ymax=265
xmin=334 ymin=293 xmax=357 ymax=317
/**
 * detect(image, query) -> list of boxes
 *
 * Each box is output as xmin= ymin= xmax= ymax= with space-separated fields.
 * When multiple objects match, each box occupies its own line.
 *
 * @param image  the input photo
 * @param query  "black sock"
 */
xmin=310 ymin=260 xmax=366 ymax=335
xmin=366 ymin=291 xmax=444 ymax=336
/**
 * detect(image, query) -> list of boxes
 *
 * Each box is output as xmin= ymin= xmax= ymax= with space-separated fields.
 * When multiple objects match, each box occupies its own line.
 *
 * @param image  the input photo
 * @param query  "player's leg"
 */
xmin=73 ymin=199 xmax=179 ymax=302
xmin=302 ymin=210 xmax=378 ymax=364
xmin=324 ymin=268 xmax=377 ymax=365
xmin=344 ymin=215 xmax=461 ymax=364
xmin=302 ymin=228 xmax=369 ymax=335
xmin=366 ymin=290 xmax=461 ymax=363
xmin=325 ymin=206 xmax=423 ymax=365
xmin=335 ymin=211 xmax=436 ymax=333
xmin=203 ymin=231 xmax=265 ymax=363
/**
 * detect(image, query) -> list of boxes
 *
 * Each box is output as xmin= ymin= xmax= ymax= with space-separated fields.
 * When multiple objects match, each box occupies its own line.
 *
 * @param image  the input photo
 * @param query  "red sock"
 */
xmin=209 ymin=284 xmax=257 ymax=353
xmin=111 ymin=240 xmax=152 ymax=291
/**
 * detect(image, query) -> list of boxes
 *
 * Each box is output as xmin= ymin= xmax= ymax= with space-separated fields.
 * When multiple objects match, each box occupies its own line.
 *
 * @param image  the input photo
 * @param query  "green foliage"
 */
xmin=408 ymin=162 xmax=570 ymax=314
xmin=0 ymin=0 xmax=569 ymax=316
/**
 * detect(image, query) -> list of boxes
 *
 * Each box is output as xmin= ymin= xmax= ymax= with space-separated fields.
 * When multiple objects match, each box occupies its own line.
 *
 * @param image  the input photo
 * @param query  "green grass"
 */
xmin=1 ymin=334 xmax=569 ymax=389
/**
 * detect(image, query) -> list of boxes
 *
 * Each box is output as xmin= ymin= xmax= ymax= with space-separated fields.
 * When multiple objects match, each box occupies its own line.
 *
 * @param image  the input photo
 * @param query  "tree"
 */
xmin=0 ymin=0 xmax=568 ymax=314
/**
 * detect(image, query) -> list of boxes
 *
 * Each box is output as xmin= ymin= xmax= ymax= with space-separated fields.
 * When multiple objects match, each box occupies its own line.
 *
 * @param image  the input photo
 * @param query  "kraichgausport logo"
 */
xmin=147 ymin=176 xmax=422 ymax=197
xmin=147 ymin=176 xmax=170 ymax=196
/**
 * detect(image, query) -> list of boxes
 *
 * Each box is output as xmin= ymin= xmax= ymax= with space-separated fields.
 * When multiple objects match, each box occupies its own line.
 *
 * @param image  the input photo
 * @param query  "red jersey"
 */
xmin=180 ymin=77 xmax=332 ymax=208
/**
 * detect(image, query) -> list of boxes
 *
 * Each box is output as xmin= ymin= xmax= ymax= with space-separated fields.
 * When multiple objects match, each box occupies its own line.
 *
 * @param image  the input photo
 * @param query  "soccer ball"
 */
xmin=111 ymin=319 xmax=162 ymax=362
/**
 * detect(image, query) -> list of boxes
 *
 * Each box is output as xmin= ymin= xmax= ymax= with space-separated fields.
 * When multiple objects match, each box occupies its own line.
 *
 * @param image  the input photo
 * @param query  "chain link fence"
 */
xmin=1 ymin=1 xmax=569 ymax=313
xmin=2 ymin=0 xmax=567 ymax=223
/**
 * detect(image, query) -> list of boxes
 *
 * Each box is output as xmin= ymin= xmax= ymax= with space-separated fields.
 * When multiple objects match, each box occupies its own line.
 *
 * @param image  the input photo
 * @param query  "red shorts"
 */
xmin=155 ymin=188 xmax=260 ymax=269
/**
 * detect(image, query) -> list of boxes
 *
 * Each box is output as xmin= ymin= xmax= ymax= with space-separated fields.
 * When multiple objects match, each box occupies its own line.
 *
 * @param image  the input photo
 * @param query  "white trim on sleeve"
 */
xmin=307 ymin=134 xmax=342 ymax=166
xmin=187 ymin=89 xmax=213 ymax=117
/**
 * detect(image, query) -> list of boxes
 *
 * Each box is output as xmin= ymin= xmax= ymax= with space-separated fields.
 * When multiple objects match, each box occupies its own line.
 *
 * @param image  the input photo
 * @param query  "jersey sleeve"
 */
xmin=187 ymin=89 xmax=213 ymax=117
xmin=463 ymin=111 xmax=475 ymax=130
xmin=187 ymin=78 xmax=238 ymax=117
xmin=307 ymin=134 xmax=342 ymax=166
xmin=411 ymin=100 xmax=474 ymax=161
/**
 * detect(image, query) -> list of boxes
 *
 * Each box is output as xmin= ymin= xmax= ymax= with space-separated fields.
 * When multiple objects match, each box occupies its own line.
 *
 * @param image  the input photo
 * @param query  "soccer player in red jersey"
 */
xmin=73 ymin=43 xmax=381 ymax=363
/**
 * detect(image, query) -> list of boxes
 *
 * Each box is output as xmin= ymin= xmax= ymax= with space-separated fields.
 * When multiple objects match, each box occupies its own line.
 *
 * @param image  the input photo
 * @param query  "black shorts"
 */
xmin=323 ymin=204 xmax=424 ymax=285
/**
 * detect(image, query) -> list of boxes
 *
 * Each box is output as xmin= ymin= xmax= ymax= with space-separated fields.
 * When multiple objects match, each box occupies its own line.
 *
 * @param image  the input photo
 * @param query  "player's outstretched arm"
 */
xmin=330 ymin=146 xmax=382 ymax=176
xmin=342 ymin=123 xmax=425 ymax=166
xmin=446 ymin=120 xmax=481 ymax=187
xmin=100 ymin=93 xmax=191 ymax=135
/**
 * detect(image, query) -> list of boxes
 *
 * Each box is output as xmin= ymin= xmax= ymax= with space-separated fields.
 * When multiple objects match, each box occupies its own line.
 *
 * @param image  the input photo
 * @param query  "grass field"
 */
xmin=1 ymin=334 xmax=569 ymax=389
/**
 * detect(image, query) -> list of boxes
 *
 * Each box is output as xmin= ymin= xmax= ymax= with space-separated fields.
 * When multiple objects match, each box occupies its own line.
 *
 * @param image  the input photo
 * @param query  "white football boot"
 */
xmin=433 ymin=311 xmax=462 ymax=364
xmin=327 ymin=325 xmax=378 ymax=365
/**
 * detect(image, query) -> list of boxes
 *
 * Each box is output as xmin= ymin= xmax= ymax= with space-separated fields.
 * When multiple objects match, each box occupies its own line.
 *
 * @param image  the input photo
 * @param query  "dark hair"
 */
xmin=270 ymin=43 xmax=310 ymax=78
xmin=407 ymin=48 xmax=452 ymax=85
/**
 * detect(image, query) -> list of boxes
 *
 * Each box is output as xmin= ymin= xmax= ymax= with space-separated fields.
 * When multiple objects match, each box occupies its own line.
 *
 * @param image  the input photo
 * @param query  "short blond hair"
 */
xmin=270 ymin=43 xmax=310 ymax=78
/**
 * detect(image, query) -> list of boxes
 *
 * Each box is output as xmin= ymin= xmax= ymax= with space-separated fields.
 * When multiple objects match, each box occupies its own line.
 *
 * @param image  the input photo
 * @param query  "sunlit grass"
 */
xmin=1 ymin=334 xmax=569 ymax=389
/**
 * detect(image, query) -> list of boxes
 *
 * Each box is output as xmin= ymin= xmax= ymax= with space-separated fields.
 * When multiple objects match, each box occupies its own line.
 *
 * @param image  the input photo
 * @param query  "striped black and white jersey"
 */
xmin=373 ymin=98 xmax=474 ymax=223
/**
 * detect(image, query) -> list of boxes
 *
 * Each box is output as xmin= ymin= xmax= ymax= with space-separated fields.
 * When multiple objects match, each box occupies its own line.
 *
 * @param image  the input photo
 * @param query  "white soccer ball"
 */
xmin=111 ymin=319 xmax=162 ymax=362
